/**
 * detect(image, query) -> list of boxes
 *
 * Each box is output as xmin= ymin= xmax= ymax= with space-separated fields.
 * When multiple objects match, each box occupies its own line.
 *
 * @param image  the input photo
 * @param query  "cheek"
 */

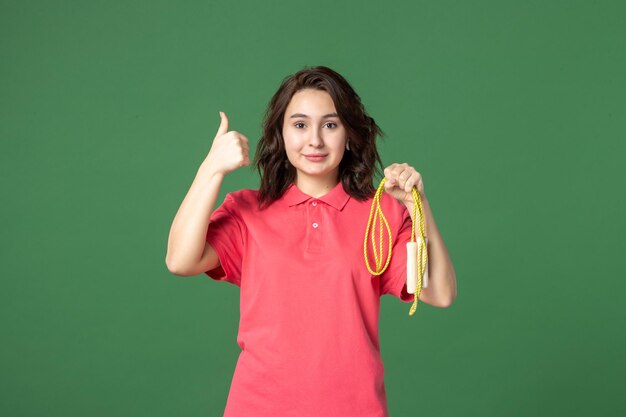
xmin=282 ymin=135 xmax=295 ymax=150
xmin=282 ymin=138 xmax=301 ymax=158
xmin=283 ymin=130 xmax=304 ymax=148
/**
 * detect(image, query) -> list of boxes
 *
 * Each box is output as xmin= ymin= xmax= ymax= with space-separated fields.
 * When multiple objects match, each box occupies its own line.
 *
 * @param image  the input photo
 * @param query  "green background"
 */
xmin=2 ymin=0 xmax=624 ymax=415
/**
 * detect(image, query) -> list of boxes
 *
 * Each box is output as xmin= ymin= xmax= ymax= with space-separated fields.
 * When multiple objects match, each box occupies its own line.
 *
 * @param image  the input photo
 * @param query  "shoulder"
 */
xmin=381 ymin=194 xmax=411 ymax=229
xmin=223 ymin=188 xmax=260 ymax=213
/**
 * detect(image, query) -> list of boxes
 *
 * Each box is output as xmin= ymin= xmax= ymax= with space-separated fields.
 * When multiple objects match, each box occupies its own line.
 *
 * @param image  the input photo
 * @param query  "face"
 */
xmin=282 ymin=88 xmax=348 ymax=186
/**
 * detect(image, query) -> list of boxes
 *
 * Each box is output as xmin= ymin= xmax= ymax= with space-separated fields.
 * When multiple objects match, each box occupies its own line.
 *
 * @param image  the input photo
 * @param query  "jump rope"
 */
xmin=363 ymin=178 xmax=428 ymax=316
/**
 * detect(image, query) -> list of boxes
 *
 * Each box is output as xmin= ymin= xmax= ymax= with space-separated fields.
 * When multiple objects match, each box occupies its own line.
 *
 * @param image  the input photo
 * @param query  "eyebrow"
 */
xmin=289 ymin=112 xmax=339 ymax=119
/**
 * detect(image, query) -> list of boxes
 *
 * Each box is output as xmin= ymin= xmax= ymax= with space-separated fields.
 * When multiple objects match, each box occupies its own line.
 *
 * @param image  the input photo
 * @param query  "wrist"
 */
xmin=403 ymin=192 xmax=427 ymax=206
xmin=197 ymin=157 xmax=225 ymax=180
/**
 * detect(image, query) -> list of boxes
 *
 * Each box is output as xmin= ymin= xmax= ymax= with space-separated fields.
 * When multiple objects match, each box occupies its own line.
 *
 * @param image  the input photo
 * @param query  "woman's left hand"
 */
xmin=383 ymin=163 xmax=426 ymax=204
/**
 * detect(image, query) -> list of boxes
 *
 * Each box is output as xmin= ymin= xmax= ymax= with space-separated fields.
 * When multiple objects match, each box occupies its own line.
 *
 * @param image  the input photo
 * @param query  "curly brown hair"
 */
xmin=253 ymin=65 xmax=386 ymax=210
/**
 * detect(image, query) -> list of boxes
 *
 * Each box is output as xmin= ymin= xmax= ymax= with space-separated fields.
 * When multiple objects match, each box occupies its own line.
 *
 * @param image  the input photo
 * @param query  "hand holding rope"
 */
xmin=364 ymin=177 xmax=428 ymax=316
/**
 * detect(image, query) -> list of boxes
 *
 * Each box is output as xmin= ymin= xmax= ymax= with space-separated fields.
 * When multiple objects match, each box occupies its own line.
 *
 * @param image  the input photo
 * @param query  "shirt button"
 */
xmin=311 ymin=201 xmax=318 ymax=206
xmin=312 ymin=222 xmax=319 ymax=228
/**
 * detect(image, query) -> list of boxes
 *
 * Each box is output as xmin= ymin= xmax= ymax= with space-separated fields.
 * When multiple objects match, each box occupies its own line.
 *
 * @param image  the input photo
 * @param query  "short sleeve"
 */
xmin=204 ymin=193 xmax=245 ymax=287
xmin=379 ymin=203 xmax=416 ymax=303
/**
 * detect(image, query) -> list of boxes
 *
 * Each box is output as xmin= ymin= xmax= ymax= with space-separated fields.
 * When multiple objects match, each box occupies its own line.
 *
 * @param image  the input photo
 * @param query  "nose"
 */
xmin=308 ymin=126 xmax=324 ymax=148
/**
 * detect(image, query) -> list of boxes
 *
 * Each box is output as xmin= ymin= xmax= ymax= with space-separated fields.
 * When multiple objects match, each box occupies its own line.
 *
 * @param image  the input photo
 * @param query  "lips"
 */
xmin=304 ymin=154 xmax=327 ymax=161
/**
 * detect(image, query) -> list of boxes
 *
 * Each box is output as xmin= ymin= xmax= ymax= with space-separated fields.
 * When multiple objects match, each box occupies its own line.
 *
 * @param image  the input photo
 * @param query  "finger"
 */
xmin=404 ymin=172 xmax=420 ymax=193
xmin=395 ymin=168 xmax=410 ymax=189
xmin=237 ymin=136 xmax=249 ymax=149
xmin=396 ymin=164 xmax=412 ymax=177
xmin=384 ymin=178 xmax=396 ymax=192
xmin=390 ymin=164 xmax=409 ymax=182
xmin=384 ymin=164 xmax=398 ymax=182
xmin=216 ymin=111 xmax=229 ymax=137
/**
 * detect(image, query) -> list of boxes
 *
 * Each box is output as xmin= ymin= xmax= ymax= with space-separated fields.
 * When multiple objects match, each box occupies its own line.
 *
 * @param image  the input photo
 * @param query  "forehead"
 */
xmin=286 ymin=89 xmax=337 ymax=115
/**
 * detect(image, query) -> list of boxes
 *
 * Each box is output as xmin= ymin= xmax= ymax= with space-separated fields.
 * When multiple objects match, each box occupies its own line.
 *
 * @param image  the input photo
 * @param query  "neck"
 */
xmin=295 ymin=173 xmax=339 ymax=198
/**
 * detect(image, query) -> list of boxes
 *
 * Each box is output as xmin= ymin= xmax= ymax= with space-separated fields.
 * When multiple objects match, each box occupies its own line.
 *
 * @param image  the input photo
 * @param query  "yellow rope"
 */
xmin=363 ymin=178 xmax=428 ymax=316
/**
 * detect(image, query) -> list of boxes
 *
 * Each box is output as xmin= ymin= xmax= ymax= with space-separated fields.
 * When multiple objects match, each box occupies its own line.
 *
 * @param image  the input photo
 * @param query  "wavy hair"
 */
xmin=253 ymin=65 xmax=386 ymax=209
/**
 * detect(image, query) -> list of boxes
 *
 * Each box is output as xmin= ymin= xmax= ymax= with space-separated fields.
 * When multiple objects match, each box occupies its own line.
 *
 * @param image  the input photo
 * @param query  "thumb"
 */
xmin=216 ymin=111 xmax=229 ymax=137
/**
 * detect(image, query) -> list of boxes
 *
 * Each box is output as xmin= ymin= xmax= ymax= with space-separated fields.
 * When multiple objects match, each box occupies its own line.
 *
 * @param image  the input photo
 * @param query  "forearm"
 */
xmin=165 ymin=159 xmax=224 ymax=274
xmin=404 ymin=197 xmax=457 ymax=307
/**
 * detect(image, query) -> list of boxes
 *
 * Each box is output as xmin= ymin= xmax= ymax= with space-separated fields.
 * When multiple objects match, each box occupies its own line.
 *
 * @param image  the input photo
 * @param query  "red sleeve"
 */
xmin=204 ymin=193 xmax=245 ymax=287
xmin=379 ymin=203 xmax=416 ymax=303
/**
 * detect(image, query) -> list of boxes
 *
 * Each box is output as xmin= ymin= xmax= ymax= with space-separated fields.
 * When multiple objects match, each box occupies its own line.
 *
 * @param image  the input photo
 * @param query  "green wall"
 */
xmin=2 ymin=0 xmax=624 ymax=415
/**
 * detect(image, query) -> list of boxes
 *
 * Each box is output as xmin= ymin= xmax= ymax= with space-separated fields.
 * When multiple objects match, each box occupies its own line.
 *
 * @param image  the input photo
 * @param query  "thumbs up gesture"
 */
xmin=204 ymin=111 xmax=251 ymax=176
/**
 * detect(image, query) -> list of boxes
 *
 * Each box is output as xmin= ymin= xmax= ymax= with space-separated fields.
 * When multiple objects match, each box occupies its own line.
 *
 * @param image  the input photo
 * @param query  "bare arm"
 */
xmin=405 ymin=197 xmax=457 ymax=307
xmin=383 ymin=163 xmax=457 ymax=308
xmin=165 ymin=165 xmax=225 ymax=276
xmin=165 ymin=112 xmax=250 ymax=276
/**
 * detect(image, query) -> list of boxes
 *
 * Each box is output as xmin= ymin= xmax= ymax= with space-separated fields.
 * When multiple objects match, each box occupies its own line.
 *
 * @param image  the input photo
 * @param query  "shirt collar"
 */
xmin=282 ymin=181 xmax=351 ymax=211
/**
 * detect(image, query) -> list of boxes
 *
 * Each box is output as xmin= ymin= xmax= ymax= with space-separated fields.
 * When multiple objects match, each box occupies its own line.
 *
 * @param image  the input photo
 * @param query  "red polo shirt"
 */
xmin=205 ymin=180 xmax=414 ymax=417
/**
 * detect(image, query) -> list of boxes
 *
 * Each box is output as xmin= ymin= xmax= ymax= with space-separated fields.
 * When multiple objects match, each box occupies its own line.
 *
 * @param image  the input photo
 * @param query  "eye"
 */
xmin=294 ymin=122 xmax=305 ymax=128
xmin=324 ymin=122 xmax=338 ymax=128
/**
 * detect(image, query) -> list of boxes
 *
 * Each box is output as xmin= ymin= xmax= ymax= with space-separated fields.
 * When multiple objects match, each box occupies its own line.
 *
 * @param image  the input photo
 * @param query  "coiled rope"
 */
xmin=363 ymin=177 xmax=428 ymax=316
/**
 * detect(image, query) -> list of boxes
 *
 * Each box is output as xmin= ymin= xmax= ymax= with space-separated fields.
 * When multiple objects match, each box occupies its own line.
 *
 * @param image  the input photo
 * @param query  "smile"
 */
xmin=304 ymin=154 xmax=328 ymax=162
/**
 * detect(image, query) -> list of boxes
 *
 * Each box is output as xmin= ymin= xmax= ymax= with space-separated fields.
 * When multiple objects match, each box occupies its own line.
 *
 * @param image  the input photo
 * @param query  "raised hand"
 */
xmin=204 ymin=111 xmax=251 ymax=176
xmin=383 ymin=162 xmax=426 ymax=204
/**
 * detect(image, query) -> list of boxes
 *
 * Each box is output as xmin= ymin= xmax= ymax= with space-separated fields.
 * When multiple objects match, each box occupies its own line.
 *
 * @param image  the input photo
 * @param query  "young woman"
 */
xmin=166 ymin=66 xmax=457 ymax=417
